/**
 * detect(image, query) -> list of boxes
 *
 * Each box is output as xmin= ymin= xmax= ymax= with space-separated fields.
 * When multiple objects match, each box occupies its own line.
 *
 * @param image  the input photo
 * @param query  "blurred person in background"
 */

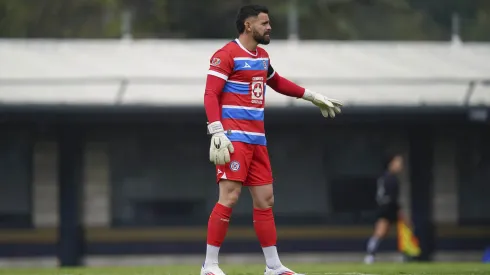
xmin=364 ymin=153 xmax=411 ymax=264
xmin=202 ymin=4 xmax=342 ymax=275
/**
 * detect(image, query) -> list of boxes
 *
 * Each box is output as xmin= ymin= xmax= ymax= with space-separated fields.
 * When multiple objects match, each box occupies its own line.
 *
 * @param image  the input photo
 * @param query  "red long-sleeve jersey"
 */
xmin=204 ymin=39 xmax=305 ymax=145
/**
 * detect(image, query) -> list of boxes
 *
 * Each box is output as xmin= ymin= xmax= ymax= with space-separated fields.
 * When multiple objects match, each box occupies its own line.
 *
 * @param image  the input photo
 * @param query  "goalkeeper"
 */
xmin=202 ymin=5 xmax=342 ymax=275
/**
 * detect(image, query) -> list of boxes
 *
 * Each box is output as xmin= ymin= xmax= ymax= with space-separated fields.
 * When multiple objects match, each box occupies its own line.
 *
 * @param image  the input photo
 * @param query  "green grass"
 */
xmin=0 ymin=263 xmax=488 ymax=275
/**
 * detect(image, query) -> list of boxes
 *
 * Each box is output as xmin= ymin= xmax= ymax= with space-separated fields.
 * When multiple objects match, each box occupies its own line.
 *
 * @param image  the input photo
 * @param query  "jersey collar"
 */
xmin=234 ymin=38 xmax=258 ymax=57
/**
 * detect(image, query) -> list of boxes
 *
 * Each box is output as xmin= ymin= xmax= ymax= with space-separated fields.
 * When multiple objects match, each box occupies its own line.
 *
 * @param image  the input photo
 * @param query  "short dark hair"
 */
xmin=236 ymin=5 xmax=269 ymax=34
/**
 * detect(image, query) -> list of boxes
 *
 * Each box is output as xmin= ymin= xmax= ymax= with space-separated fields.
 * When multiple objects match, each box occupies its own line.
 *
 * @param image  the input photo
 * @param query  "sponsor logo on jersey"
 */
xmin=251 ymin=81 xmax=264 ymax=104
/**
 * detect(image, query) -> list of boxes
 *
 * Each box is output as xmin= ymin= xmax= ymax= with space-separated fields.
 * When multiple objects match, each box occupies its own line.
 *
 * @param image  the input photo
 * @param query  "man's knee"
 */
xmin=223 ymin=191 xmax=241 ymax=207
xmin=259 ymin=193 xmax=274 ymax=209
xmin=374 ymin=219 xmax=390 ymax=237
xmin=250 ymin=185 xmax=274 ymax=209
xmin=218 ymin=180 xmax=242 ymax=207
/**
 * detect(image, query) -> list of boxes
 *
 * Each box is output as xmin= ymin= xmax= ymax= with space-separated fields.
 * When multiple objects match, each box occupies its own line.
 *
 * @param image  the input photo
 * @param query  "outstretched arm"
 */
xmin=266 ymin=67 xmax=305 ymax=98
xmin=266 ymin=64 xmax=343 ymax=118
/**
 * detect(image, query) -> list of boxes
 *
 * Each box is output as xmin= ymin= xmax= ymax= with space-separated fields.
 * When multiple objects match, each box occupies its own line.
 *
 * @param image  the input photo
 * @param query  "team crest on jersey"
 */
xmin=230 ymin=161 xmax=240 ymax=172
xmin=211 ymin=57 xmax=221 ymax=67
xmin=251 ymin=81 xmax=264 ymax=104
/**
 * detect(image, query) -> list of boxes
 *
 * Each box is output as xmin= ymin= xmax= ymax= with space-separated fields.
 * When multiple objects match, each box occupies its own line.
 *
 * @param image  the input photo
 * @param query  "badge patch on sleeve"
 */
xmin=211 ymin=57 xmax=221 ymax=67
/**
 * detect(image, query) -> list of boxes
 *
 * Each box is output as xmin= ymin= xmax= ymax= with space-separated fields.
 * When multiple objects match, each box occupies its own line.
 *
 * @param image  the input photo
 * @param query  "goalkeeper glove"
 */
xmin=207 ymin=121 xmax=234 ymax=165
xmin=302 ymin=89 xmax=343 ymax=118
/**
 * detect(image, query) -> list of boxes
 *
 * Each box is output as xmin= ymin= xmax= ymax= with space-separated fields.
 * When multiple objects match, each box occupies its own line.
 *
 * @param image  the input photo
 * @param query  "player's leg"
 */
xmin=204 ymin=179 xmax=242 ymax=269
xmin=246 ymin=145 xmax=303 ymax=275
xmin=202 ymin=142 xmax=252 ymax=275
xmin=364 ymin=209 xmax=392 ymax=264
xmin=248 ymin=184 xmax=281 ymax=266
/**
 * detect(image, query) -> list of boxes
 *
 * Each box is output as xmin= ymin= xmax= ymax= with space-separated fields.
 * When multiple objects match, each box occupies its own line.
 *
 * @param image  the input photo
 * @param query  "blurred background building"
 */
xmin=0 ymin=0 xmax=489 ymax=267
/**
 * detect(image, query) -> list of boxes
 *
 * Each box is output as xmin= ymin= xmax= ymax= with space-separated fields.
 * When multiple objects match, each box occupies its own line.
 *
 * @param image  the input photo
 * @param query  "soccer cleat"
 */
xmin=264 ymin=265 xmax=304 ymax=275
xmin=201 ymin=263 xmax=226 ymax=275
xmin=364 ymin=254 xmax=375 ymax=264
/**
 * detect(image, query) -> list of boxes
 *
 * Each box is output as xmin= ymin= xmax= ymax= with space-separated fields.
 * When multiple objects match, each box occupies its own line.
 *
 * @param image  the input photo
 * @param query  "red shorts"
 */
xmin=216 ymin=141 xmax=273 ymax=186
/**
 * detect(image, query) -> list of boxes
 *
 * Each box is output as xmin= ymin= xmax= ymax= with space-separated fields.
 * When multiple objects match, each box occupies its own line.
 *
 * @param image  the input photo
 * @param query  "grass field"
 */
xmin=0 ymin=263 xmax=488 ymax=275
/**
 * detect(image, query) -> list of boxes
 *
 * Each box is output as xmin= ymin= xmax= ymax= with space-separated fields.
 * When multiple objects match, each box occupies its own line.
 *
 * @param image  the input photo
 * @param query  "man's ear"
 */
xmin=245 ymin=17 xmax=256 ymax=32
xmin=244 ymin=21 xmax=251 ymax=32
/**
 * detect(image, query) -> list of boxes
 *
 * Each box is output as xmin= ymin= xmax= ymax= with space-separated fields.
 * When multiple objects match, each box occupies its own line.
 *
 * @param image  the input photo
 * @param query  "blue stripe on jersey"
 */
xmin=226 ymin=132 xmax=267 ymax=146
xmin=233 ymin=59 xmax=268 ymax=71
xmin=222 ymin=107 xmax=264 ymax=121
xmin=223 ymin=81 xmax=249 ymax=94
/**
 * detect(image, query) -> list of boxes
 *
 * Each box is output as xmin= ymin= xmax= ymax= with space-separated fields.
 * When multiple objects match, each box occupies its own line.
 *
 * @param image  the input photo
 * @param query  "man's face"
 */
xmin=246 ymin=12 xmax=271 ymax=45
xmin=389 ymin=155 xmax=404 ymax=174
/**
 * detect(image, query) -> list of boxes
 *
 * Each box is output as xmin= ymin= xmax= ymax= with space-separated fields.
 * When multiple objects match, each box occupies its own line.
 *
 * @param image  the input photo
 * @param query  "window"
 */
xmin=266 ymin=125 xmax=405 ymax=225
xmin=108 ymin=123 xmax=406 ymax=226
xmin=0 ymin=129 xmax=32 ymax=228
xmin=458 ymin=127 xmax=490 ymax=225
xmin=109 ymin=126 xmax=213 ymax=227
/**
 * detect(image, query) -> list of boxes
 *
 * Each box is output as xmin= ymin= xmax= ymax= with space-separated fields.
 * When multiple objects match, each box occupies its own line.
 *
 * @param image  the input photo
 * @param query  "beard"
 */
xmin=252 ymin=28 xmax=271 ymax=45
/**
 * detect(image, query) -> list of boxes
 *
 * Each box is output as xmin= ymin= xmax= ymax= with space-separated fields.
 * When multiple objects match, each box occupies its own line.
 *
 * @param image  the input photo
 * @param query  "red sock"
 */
xmin=207 ymin=203 xmax=232 ymax=247
xmin=253 ymin=208 xmax=277 ymax=247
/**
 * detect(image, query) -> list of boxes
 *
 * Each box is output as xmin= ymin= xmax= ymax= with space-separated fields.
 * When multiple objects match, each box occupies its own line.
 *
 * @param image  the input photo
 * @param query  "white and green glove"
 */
xmin=207 ymin=121 xmax=234 ymax=165
xmin=302 ymin=89 xmax=343 ymax=118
